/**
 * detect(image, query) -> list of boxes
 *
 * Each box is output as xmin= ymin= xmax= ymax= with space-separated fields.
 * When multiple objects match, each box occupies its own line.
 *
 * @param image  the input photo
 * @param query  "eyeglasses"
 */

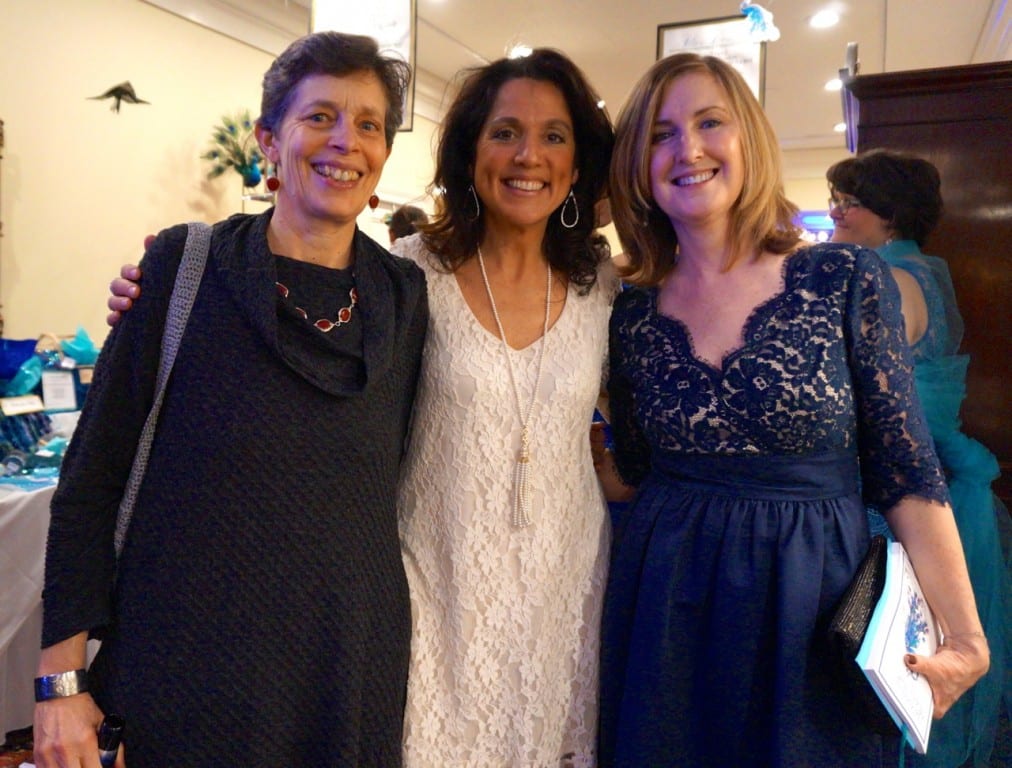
xmin=828 ymin=196 xmax=864 ymax=214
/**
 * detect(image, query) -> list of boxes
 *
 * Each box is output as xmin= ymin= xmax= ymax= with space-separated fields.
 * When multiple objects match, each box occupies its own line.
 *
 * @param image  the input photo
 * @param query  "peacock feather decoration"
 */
xmin=202 ymin=110 xmax=264 ymax=188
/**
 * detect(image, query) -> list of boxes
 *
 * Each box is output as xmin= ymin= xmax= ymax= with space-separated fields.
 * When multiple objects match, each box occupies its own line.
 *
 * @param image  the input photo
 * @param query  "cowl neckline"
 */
xmin=212 ymin=209 xmax=408 ymax=398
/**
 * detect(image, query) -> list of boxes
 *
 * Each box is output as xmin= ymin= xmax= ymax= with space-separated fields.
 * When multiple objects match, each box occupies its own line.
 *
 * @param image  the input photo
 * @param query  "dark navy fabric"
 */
xmin=600 ymin=243 xmax=948 ymax=767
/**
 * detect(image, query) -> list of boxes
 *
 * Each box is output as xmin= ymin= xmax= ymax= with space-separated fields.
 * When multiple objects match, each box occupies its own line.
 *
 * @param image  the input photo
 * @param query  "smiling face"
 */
xmin=648 ymin=72 xmax=744 ymax=233
xmin=472 ymin=77 xmax=578 ymax=235
xmin=829 ymin=192 xmax=894 ymax=248
xmin=257 ymin=71 xmax=391 ymax=230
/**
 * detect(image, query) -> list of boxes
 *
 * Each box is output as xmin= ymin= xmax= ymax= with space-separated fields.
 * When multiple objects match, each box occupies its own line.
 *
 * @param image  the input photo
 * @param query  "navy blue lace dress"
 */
xmin=600 ymin=244 xmax=950 ymax=767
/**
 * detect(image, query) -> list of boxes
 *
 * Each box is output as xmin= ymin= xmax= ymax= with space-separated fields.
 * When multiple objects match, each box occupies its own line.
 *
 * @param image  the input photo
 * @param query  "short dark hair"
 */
xmin=423 ymin=49 xmax=615 ymax=292
xmin=260 ymin=31 xmax=411 ymax=148
xmin=826 ymin=149 xmax=943 ymax=246
xmin=389 ymin=205 xmax=429 ymax=240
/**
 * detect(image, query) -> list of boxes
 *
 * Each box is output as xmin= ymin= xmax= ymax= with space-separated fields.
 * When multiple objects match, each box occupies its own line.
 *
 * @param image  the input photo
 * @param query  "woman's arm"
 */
xmin=590 ymin=420 xmax=636 ymax=503
xmin=33 ymin=632 xmax=111 ymax=768
xmin=846 ymin=249 xmax=987 ymax=717
xmin=38 ymin=230 xmax=186 ymax=765
xmin=887 ymin=497 xmax=989 ymax=717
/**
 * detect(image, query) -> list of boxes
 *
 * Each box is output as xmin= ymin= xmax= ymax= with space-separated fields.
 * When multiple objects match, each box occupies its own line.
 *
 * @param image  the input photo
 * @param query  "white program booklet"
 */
xmin=856 ymin=540 xmax=938 ymax=753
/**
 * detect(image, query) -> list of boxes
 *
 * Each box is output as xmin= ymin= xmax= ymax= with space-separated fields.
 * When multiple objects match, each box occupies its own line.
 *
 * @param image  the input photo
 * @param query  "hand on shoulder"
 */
xmin=106 ymin=250 xmax=146 ymax=327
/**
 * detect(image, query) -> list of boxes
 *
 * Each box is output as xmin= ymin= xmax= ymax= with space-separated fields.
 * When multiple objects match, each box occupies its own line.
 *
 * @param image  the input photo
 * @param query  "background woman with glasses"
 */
xmin=828 ymin=194 xmax=863 ymax=214
xmin=828 ymin=148 xmax=1011 ymax=768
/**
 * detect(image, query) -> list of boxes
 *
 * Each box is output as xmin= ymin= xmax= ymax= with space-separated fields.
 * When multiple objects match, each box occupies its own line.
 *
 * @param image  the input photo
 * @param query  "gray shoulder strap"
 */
xmin=114 ymin=221 xmax=212 ymax=557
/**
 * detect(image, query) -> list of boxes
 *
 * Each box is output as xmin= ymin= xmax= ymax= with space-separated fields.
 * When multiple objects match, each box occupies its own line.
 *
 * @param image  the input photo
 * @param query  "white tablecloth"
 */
xmin=0 ymin=483 xmax=55 ymax=735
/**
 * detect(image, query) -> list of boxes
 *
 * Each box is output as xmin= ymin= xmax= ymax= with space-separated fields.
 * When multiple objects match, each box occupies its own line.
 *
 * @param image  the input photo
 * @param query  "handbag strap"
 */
xmin=113 ymin=222 xmax=212 ymax=557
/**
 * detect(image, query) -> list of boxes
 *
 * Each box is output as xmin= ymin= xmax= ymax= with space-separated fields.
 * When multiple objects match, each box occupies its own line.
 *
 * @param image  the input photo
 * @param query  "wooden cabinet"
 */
xmin=843 ymin=61 xmax=1012 ymax=506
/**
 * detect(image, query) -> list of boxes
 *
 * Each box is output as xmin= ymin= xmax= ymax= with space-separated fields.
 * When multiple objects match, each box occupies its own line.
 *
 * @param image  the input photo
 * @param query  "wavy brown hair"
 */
xmin=422 ymin=49 xmax=614 ymax=292
xmin=609 ymin=53 xmax=801 ymax=285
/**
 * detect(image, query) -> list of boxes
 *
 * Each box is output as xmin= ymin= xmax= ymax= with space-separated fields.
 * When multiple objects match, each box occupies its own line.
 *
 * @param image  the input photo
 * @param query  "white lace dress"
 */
xmin=393 ymin=235 xmax=617 ymax=767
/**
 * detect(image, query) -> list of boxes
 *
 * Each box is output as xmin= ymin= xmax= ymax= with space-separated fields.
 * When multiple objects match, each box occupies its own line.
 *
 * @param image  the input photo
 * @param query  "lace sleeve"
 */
xmin=845 ymin=249 xmax=950 ymax=511
xmin=608 ymin=290 xmax=651 ymax=487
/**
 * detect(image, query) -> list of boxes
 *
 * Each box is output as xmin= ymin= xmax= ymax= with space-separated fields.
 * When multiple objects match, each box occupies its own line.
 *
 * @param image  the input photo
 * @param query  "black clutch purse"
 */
xmin=826 ymin=534 xmax=897 ymax=735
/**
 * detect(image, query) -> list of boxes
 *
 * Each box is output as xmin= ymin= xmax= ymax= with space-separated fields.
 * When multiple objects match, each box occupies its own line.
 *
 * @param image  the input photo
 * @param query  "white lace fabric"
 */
xmin=394 ymin=235 xmax=617 ymax=767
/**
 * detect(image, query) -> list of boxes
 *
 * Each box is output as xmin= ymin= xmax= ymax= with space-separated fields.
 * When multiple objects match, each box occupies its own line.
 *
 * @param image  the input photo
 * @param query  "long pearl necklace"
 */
xmin=477 ymin=247 xmax=552 ymax=529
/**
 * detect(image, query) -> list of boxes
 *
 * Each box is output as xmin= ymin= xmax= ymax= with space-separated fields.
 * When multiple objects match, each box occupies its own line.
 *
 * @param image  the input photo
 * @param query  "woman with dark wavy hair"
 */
xmin=390 ymin=48 xmax=616 ymax=766
xmin=420 ymin=49 xmax=612 ymax=292
xmin=107 ymin=46 xmax=616 ymax=766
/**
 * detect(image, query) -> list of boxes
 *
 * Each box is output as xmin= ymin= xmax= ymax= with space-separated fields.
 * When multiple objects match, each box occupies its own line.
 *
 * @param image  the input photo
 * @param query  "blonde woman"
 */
xmin=596 ymin=54 xmax=988 ymax=767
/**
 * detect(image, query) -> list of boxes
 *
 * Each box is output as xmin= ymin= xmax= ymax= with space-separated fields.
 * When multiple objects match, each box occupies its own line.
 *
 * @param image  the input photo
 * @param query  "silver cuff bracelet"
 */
xmin=34 ymin=669 xmax=89 ymax=702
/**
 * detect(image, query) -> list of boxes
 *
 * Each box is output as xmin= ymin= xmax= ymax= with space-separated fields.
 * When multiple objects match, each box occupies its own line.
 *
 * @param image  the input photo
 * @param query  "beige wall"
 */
xmin=783 ymin=146 xmax=851 ymax=213
xmin=0 ymin=0 xmax=846 ymax=345
xmin=0 ymin=0 xmax=438 ymax=343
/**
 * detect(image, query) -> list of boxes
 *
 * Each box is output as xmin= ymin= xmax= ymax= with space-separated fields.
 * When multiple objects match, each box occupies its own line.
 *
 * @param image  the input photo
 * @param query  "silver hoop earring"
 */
xmin=560 ymin=189 xmax=579 ymax=229
xmin=465 ymin=184 xmax=481 ymax=222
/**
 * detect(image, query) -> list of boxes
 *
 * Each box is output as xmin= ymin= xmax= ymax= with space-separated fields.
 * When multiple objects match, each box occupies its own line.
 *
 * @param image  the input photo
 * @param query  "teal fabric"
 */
xmin=876 ymin=240 xmax=1010 ymax=768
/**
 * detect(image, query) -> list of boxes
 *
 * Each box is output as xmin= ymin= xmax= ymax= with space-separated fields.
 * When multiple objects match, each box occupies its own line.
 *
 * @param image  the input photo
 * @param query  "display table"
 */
xmin=0 ymin=483 xmax=55 ymax=736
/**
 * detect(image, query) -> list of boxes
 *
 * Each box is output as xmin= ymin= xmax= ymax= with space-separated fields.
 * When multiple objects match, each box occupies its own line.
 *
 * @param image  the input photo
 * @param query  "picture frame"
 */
xmin=657 ymin=15 xmax=765 ymax=105
xmin=140 ymin=0 xmax=417 ymax=131
xmin=313 ymin=0 xmax=417 ymax=131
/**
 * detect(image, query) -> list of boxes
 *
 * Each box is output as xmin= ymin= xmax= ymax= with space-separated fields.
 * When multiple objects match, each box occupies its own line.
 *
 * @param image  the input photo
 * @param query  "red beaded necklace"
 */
xmin=275 ymin=282 xmax=358 ymax=332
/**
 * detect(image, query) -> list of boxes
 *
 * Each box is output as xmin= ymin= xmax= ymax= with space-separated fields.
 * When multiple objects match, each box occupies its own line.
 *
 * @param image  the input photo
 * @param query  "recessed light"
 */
xmin=810 ymin=10 xmax=840 ymax=29
xmin=825 ymin=78 xmax=842 ymax=91
xmin=833 ymin=122 xmax=847 ymax=133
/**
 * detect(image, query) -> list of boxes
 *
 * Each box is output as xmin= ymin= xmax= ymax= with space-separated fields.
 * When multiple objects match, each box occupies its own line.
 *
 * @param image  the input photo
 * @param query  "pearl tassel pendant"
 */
xmin=512 ymin=426 xmax=533 ymax=528
xmin=477 ymin=246 xmax=551 ymax=530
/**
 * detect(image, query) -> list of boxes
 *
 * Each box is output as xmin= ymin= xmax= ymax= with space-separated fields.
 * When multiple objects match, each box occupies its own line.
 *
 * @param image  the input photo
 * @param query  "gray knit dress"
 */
xmin=42 ymin=210 xmax=427 ymax=767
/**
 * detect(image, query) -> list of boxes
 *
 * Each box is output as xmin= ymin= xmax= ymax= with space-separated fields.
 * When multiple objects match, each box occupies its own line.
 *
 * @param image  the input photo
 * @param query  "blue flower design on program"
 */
xmin=905 ymin=590 xmax=930 ymax=652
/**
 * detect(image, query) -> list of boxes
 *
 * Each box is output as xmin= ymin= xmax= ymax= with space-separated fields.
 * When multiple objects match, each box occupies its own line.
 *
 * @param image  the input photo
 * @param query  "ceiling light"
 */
xmin=596 ymin=99 xmax=606 ymax=109
xmin=833 ymin=122 xmax=847 ymax=133
xmin=824 ymin=78 xmax=842 ymax=91
xmin=507 ymin=44 xmax=532 ymax=59
xmin=810 ymin=10 xmax=840 ymax=29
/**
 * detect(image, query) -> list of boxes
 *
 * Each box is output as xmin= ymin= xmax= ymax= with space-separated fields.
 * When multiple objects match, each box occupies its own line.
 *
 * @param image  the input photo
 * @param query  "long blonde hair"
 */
xmin=609 ymin=54 xmax=801 ymax=285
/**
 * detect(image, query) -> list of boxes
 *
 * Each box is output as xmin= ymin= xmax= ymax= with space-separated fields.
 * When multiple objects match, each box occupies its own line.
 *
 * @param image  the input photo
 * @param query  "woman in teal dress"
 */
xmin=829 ymin=148 xmax=1011 ymax=767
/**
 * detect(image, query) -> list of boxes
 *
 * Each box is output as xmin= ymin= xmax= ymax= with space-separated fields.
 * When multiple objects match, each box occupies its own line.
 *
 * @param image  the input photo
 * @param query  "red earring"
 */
xmin=266 ymin=175 xmax=280 ymax=192
xmin=368 ymin=194 xmax=380 ymax=210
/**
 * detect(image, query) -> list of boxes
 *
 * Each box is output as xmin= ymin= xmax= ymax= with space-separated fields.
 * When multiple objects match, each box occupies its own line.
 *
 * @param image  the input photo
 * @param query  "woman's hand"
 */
xmin=590 ymin=422 xmax=636 ymax=503
xmin=33 ymin=694 xmax=118 ymax=767
xmin=590 ymin=421 xmax=609 ymax=469
xmin=106 ymin=263 xmax=144 ymax=327
xmin=887 ymin=497 xmax=991 ymax=719
xmin=905 ymin=632 xmax=990 ymax=719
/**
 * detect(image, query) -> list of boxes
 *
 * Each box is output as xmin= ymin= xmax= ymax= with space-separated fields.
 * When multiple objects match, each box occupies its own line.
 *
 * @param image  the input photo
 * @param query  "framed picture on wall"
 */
xmin=314 ymin=0 xmax=417 ymax=131
xmin=657 ymin=15 xmax=765 ymax=105
xmin=141 ymin=0 xmax=418 ymax=131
